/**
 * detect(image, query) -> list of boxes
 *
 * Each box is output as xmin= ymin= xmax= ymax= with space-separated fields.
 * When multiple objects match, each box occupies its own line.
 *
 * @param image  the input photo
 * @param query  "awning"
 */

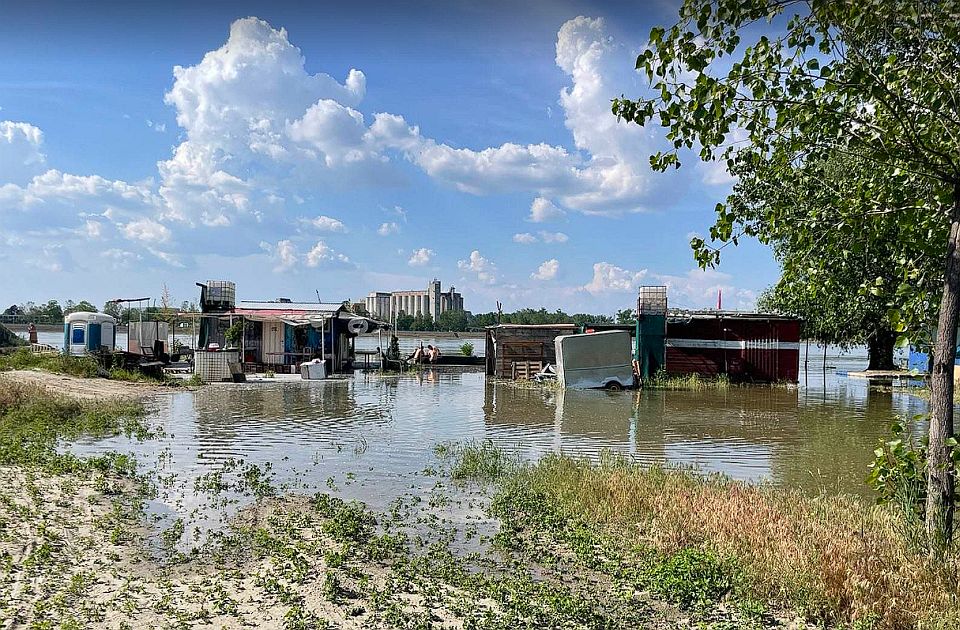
xmin=220 ymin=308 xmax=389 ymax=332
xmin=232 ymin=308 xmax=335 ymax=325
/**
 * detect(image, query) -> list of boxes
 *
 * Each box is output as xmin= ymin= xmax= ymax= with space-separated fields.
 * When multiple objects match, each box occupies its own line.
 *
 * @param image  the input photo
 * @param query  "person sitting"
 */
xmin=407 ymin=344 xmax=426 ymax=363
xmin=429 ymin=345 xmax=442 ymax=363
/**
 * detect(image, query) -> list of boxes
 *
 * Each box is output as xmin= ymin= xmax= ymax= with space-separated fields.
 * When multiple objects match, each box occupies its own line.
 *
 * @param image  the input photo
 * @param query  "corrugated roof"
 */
xmin=666 ymin=309 xmax=800 ymax=321
xmin=237 ymin=301 xmax=344 ymax=312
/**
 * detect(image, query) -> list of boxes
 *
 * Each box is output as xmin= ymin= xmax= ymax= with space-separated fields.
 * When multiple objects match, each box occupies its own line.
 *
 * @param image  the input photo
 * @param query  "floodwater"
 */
xmin=66 ymin=343 xmax=927 ymax=544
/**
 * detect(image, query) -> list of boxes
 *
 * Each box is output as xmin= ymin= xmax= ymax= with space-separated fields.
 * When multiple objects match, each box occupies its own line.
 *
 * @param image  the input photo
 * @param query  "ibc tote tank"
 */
xmin=63 ymin=312 xmax=117 ymax=356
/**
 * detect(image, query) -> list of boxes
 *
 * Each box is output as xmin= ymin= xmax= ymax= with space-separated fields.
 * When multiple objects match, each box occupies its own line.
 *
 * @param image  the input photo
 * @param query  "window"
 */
xmin=71 ymin=326 xmax=85 ymax=345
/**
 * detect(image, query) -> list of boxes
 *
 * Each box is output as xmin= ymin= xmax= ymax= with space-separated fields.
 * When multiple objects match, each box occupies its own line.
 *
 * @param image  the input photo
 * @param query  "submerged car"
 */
xmin=554 ymin=330 xmax=635 ymax=390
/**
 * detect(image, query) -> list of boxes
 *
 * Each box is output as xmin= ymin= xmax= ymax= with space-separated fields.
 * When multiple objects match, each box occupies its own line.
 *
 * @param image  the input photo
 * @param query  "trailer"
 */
xmin=555 ymin=330 xmax=635 ymax=390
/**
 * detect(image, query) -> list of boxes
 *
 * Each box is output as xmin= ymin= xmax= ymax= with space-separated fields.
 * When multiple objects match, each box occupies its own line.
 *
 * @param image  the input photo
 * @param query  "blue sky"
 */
xmin=0 ymin=0 xmax=779 ymax=314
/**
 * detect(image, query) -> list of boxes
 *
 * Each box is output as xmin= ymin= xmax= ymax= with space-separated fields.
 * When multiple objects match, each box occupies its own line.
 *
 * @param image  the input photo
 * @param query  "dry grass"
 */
xmin=516 ymin=453 xmax=960 ymax=630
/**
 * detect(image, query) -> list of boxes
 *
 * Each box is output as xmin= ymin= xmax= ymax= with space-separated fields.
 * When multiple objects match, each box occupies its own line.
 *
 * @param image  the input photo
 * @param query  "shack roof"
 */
xmin=231 ymin=301 xmax=343 ymax=325
xmin=666 ymin=309 xmax=800 ymax=322
xmin=237 ymin=301 xmax=345 ymax=312
xmin=485 ymin=323 xmax=578 ymax=330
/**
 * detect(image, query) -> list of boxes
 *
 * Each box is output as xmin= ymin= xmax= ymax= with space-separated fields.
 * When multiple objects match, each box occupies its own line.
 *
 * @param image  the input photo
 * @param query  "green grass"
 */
xmin=0 ymin=348 xmax=100 ymax=378
xmin=441 ymin=441 xmax=960 ymax=630
xmin=644 ymin=370 xmax=731 ymax=390
xmin=0 ymin=380 xmax=148 ymax=473
xmin=434 ymin=440 xmax=519 ymax=481
xmin=0 ymin=347 xmax=182 ymax=385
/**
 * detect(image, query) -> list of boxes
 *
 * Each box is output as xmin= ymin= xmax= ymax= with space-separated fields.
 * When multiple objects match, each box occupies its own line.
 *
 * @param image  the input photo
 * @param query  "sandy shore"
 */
xmin=0 ymin=369 xmax=173 ymax=400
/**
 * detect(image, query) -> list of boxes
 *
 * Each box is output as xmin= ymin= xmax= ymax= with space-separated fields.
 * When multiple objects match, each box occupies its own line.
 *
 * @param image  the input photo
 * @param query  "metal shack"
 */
xmin=195 ymin=281 xmax=387 ymax=375
xmin=664 ymin=311 xmax=801 ymax=382
xmin=485 ymin=324 xmax=578 ymax=379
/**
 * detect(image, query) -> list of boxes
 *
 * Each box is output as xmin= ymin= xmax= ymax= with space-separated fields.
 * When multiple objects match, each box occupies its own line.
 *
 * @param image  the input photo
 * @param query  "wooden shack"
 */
xmin=485 ymin=324 xmax=577 ymax=378
xmin=665 ymin=311 xmax=801 ymax=382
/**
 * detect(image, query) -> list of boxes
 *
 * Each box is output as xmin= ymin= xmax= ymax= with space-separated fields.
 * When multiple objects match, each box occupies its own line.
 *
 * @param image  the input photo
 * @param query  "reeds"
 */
xmin=644 ymin=371 xmax=731 ymax=391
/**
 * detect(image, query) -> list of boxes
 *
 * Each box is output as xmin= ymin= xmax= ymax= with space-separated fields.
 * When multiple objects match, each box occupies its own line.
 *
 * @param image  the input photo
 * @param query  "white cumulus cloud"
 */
xmin=531 ymin=259 xmax=559 ymax=281
xmin=305 ymin=240 xmax=351 ymax=268
xmin=308 ymin=215 xmax=347 ymax=232
xmin=274 ymin=240 xmax=299 ymax=271
xmin=373 ymin=16 xmax=658 ymax=216
xmin=528 ymin=197 xmax=564 ymax=223
xmin=122 ymin=218 xmax=171 ymax=243
xmin=407 ymin=247 xmax=434 ymax=267
xmin=513 ymin=232 xmax=537 ymax=244
xmin=539 ymin=231 xmax=568 ymax=244
xmin=0 ymin=121 xmax=46 ymax=185
xmin=458 ymin=250 xmax=497 ymax=284
xmin=378 ymin=221 xmax=399 ymax=236
xmin=583 ymin=262 xmax=647 ymax=294
xmin=158 ymin=17 xmax=373 ymax=229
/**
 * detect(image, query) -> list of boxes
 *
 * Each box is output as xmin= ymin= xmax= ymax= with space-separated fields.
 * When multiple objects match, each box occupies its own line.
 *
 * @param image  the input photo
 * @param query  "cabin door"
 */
xmin=69 ymin=324 xmax=86 ymax=356
xmin=263 ymin=321 xmax=284 ymax=365
xmin=100 ymin=322 xmax=114 ymax=351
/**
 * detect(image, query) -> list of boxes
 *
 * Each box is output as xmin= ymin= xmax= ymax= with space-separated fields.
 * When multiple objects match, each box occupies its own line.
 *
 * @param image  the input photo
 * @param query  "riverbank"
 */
xmin=0 ymin=369 xmax=174 ymax=400
xmin=2 ymin=375 xmax=954 ymax=628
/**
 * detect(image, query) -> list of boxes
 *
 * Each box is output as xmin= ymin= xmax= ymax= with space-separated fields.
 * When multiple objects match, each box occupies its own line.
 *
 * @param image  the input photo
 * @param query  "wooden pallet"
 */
xmin=512 ymin=360 xmax=543 ymax=380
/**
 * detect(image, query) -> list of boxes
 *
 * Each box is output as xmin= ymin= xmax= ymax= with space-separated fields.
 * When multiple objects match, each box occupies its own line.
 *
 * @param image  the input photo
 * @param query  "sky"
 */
xmin=0 ymin=0 xmax=780 ymax=315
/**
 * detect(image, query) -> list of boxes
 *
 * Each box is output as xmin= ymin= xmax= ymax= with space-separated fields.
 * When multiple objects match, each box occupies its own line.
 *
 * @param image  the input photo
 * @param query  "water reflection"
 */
xmin=69 ymin=353 xmax=931 ymax=541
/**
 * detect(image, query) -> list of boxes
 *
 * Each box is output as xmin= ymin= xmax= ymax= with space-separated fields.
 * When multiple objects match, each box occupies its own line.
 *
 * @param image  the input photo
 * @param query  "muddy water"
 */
xmin=69 ymin=343 xmax=927 ymax=536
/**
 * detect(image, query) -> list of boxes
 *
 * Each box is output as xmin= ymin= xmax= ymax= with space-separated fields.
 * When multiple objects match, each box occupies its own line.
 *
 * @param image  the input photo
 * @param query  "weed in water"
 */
xmin=436 ymin=439 xmax=519 ymax=482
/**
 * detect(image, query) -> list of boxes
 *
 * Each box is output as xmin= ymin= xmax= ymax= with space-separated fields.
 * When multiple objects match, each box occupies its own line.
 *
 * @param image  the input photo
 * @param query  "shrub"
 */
xmin=459 ymin=342 xmax=474 ymax=357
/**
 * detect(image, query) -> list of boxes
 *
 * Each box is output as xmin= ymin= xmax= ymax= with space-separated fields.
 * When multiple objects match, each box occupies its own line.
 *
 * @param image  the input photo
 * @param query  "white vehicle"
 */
xmin=555 ymin=330 xmax=635 ymax=390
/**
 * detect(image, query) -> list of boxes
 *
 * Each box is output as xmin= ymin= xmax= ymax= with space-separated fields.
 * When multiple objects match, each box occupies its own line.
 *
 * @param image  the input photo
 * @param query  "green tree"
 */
xmin=615 ymin=308 xmax=637 ymax=325
xmin=395 ymin=311 xmax=414 ymax=331
xmin=409 ymin=313 xmax=435 ymax=331
xmin=437 ymin=309 xmax=469 ymax=332
xmin=102 ymin=302 xmax=122 ymax=319
xmin=740 ymin=154 xmax=942 ymax=369
xmin=614 ymin=0 xmax=960 ymax=549
xmin=64 ymin=300 xmax=97 ymax=315
xmin=36 ymin=300 xmax=63 ymax=321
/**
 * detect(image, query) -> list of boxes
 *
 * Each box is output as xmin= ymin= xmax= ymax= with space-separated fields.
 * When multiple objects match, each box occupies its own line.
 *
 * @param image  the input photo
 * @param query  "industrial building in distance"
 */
xmin=363 ymin=279 xmax=464 ymax=322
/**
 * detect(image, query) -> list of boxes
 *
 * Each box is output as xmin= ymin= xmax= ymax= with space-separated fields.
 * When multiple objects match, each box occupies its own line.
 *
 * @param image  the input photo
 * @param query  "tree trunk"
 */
xmin=867 ymin=329 xmax=897 ymax=371
xmin=926 ymin=185 xmax=960 ymax=554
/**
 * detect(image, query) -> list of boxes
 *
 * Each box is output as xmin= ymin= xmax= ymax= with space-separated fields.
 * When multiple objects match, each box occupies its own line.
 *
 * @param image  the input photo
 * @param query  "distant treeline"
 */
xmin=367 ymin=307 xmax=616 ymax=332
xmin=2 ymin=299 xmax=199 ymax=324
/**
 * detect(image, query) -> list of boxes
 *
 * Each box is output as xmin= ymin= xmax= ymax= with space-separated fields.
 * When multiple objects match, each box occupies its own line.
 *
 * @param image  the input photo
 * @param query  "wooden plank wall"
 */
xmin=486 ymin=326 xmax=575 ymax=378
